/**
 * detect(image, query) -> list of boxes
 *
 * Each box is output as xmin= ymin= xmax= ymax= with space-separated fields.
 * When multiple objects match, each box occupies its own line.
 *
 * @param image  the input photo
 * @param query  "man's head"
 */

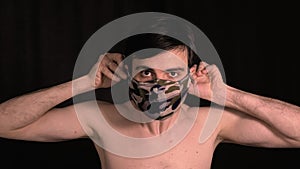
xmin=118 ymin=34 xmax=197 ymax=120
xmin=107 ymin=18 xmax=201 ymax=120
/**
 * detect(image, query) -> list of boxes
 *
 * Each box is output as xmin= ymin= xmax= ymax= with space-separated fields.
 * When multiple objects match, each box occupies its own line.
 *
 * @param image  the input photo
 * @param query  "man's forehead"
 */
xmin=131 ymin=48 xmax=188 ymax=71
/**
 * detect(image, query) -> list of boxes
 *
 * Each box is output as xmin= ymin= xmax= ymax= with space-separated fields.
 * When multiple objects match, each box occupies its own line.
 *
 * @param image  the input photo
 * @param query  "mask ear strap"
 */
xmin=127 ymin=71 xmax=131 ymax=79
xmin=178 ymin=70 xmax=191 ymax=82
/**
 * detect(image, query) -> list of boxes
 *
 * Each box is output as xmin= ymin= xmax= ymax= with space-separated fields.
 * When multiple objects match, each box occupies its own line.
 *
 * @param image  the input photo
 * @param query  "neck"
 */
xmin=141 ymin=108 xmax=181 ymax=135
xmin=121 ymin=101 xmax=183 ymax=136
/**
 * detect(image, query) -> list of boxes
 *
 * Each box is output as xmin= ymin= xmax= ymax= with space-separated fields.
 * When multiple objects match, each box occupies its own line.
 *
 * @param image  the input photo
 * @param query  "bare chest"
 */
xmin=95 ymin=105 xmax=219 ymax=169
xmin=94 ymin=130 xmax=219 ymax=169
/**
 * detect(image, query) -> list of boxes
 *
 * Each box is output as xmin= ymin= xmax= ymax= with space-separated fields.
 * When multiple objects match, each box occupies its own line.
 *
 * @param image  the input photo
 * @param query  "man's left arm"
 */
xmin=190 ymin=62 xmax=300 ymax=147
xmin=223 ymin=86 xmax=300 ymax=145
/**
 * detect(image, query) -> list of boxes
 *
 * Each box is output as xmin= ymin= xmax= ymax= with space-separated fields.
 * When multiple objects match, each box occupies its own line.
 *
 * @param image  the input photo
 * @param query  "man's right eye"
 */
xmin=141 ymin=70 xmax=152 ymax=77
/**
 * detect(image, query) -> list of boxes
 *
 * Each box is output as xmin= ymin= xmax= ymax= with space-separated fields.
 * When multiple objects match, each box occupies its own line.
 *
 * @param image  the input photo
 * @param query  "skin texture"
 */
xmin=0 ymin=48 xmax=299 ymax=169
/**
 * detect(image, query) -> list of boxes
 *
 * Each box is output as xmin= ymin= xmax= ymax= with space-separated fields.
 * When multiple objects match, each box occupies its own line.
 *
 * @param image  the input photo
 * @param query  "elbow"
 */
xmin=284 ymin=127 xmax=300 ymax=147
xmin=0 ymin=115 xmax=20 ymax=137
xmin=290 ymin=123 xmax=300 ymax=143
xmin=286 ymin=138 xmax=300 ymax=148
xmin=291 ymin=135 xmax=300 ymax=147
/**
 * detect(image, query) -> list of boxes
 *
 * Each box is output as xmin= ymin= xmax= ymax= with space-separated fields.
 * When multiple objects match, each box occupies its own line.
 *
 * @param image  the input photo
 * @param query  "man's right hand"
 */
xmin=88 ymin=53 xmax=127 ymax=89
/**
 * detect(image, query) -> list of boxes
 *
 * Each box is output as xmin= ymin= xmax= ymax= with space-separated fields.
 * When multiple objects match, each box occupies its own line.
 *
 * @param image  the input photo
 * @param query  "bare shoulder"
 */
xmin=183 ymin=105 xmax=224 ymax=144
xmin=218 ymin=106 xmax=248 ymax=130
xmin=95 ymin=100 xmax=131 ymax=126
xmin=184 ymin=105 xmax=215 ymax=122
xmin=75 ymin=100 xmax=115 ymax=112
xmin=96 ymin=100 xmax=123 ymax=118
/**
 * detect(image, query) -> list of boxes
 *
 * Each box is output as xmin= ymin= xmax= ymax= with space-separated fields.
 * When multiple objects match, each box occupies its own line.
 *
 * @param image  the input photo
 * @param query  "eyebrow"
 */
xmin=135 ymin=66 xmax=151 ymax=71
xmin=135 ymin=66 xmax=185 ymax=72
xmin=165 ymin=68 xmax=185 ymax=72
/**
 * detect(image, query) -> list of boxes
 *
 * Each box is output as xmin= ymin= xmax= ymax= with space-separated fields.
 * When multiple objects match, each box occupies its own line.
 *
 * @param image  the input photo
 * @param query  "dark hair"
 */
xmin=110 ymin=33 xmax=201 ymax=74
xmin=122 ymin=33 xmax=200 ymax=68
xmin=108 ymin=17 xmax=201 ymax=73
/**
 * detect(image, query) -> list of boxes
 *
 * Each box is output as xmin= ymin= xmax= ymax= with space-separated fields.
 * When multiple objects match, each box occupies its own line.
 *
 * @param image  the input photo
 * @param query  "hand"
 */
xmin=189 ymin=62 xmax=227 ymax=105
xmin=88 ymin=53 xmax=127 ymax=88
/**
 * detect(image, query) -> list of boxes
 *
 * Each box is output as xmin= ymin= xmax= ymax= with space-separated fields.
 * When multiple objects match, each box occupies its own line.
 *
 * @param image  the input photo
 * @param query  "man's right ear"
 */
xmin=123 ymin=64 xmax=131 ymax=79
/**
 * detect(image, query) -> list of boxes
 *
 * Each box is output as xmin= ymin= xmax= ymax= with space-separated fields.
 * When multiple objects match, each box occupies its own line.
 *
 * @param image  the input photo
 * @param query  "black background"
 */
xmin=0 ymin=0 xmax=299 ymax=169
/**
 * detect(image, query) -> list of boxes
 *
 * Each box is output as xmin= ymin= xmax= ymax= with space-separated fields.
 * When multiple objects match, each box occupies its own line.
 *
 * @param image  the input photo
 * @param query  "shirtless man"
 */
xmin=0 ymin=33 xmax=299 ymax=169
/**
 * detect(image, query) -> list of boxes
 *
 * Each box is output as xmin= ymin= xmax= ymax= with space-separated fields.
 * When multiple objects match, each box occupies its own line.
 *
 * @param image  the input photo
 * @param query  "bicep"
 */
xmin=219 ymin=108 xmax=298 ymax=148
xmin=2 ymin=105 xmax=87 ymax=142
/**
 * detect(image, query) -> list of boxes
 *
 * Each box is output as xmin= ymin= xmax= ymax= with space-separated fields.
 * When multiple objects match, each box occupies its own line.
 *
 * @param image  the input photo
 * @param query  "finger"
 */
xmin=98 ymin=54 xmax=111 ymax=67
xmin=200 ymin=67 xmax=208 ymax=75
xmin=110 ymin=53 xmax=124 ymax=65
xmin=201 ymin=69 xmax=208 ymax=75
xmin=189 ymin=64 xmax=197 ymax=73
xmin=201 ymin=61 xmax=209 ymax=66
xmin=192 ymin=65 xmax=210 ymax=83
xmin=108 ymin=62 xmax=127 ymax=79
xmin=198 ymin=62 xmax=206 ymax=71
xmin=190 ymin=73 xmax=209 ymax=84
xmin=190 ymin=72 xmax=208 ymax=84
xmin=97 ymin=53 xmax=107 ymax=62
xmin=105 ymin=53 xmax=127 ymax=79
xmin=197 ymin=62 xmax=209 ymax=76
xmin=205 ymin=64 xmax=220 ymax=78
xmin=99 ymin=53 xmax=119 ymax=64
xmin=102 ymin=67 xmax=121 ymax=82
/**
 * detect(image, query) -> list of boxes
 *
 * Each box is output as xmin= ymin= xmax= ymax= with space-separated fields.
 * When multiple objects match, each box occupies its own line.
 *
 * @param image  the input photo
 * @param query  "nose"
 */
xmin=153 ymin=69 xmax=167 ymax=80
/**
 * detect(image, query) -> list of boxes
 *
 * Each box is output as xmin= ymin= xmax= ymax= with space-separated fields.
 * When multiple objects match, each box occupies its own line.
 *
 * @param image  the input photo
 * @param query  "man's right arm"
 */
xmin=0 ymin=75 xmax=92 ymax=141
xmin=0 ymin=53 xmax=126 ymax=142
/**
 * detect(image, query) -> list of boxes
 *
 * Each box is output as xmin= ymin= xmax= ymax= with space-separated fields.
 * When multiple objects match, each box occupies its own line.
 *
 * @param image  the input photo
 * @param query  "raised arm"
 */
xmin=189 ymin=62 xmax=300 ymax=147
xmin=0 ymin=76 xmax=90 ymax=141
xmin=0 ymin=53 xmax=126 ymax=142
xmin=223 ymin=86 xmax=300 ymax=145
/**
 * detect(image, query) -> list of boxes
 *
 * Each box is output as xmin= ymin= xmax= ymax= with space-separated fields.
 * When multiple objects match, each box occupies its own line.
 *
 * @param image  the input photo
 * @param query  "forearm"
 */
xmin=225 ymin=86 xmax=300 ymax=140
xmin=0 ymin=75 xmax=92 ymax=131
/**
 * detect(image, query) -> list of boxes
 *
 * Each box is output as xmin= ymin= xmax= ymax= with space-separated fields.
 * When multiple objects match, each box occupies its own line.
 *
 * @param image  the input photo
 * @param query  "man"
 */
xmin=0 ymin=32 xmax=299 ymax=169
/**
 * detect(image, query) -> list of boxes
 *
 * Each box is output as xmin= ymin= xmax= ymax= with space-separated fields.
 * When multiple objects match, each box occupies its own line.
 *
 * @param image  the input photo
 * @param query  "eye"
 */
xmin=141 ymin=70 xmax=152 ymax=77
xmin=168 ymin=72 xmax=179 ymax=78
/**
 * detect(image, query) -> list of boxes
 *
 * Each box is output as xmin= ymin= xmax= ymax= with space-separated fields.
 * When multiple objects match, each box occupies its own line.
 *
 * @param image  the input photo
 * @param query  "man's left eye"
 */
xmin=169 ymin=72 xmax=178 ymax=77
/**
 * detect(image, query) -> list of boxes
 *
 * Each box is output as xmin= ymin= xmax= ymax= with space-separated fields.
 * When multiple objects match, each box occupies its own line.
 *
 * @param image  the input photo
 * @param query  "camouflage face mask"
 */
xmin=129 ymin=74 xmax=190 ymax=120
